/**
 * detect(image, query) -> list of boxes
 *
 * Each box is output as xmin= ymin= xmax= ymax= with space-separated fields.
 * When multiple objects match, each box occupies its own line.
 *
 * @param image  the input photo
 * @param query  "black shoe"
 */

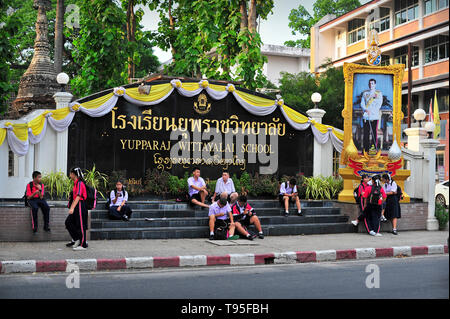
xmin=44 ymin=227 xmax=51 ymax=232
xmin=209 ymin=234 xmax=214 ymax=240
xmin=258 ymin=233 xmax=264 ymax=239
xmin=284 ymin=212 xmax=289 ymax=217
xmin=392 ymin=229 xmax=398 ymax=235
xmin=246 ymin=235 xmax=254 ymax=241
xmin=122 ymin=215 xmax=129 ymax=221
xmin=297 ymin=211 xmax=303 ymax=216
xmin=66 ymin=241 xmax=75 ymax=247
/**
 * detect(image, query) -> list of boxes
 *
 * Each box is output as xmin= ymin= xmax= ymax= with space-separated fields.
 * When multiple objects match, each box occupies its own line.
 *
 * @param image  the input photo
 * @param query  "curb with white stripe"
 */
xmin=1 ymin=244 xmax=447 ymax=274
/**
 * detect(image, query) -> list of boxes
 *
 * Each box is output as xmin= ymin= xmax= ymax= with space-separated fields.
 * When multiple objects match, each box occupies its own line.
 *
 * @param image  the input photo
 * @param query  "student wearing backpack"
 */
xmin=231 ymin=195 xmax=264 ymax=240
xmin=108 ymin=181 xmax=132 ymax=221
xmin=351 ymin=174 xmax=369 ymax=227
xmin=208 ymin=193 xmax=239 ymax=241
xmin=65 ymin=168 xmax=89 ymax=250
xmin=362 ymin=175 xmax=387 ymax=236
xmin=26 ymin=171 xmax=51 ymax=233
xmin=381 ymin=174 xmax=401 ymax=235
xmin=279 ymin=178 xmax=302 ymax=217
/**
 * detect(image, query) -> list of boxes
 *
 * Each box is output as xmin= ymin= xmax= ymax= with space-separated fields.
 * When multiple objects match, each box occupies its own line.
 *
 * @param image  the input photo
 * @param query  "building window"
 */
xmin=395 ymin=0 xmax=419 ymax=26
xmin=348 ymin=19 xmax=365 ymax=45
xmin=369 ymin=7 xmax=391 ymax=32
xmin=424 ymin=88 xmax=450 ymax=113
xmin=394 ymin=46 xmax=419 ymax=67
xmin=425 ymin=35 xmax=449 ymax=64
xmin=424 ymin=0 xmax=449 ymax=15
xmin=8 ymin=149 xmax=14 ymax=177
xmin=380 ymin=55 xmax=391 ymax=66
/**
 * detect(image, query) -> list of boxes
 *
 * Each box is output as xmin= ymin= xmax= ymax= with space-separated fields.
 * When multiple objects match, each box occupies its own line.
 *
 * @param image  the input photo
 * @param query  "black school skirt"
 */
xmin=384 ymin=195 xmax=401 ymax=219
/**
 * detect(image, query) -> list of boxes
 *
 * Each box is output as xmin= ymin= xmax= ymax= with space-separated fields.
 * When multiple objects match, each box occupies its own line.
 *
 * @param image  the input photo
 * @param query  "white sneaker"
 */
xmin=73 ymin=246 xmax=87 ymax=251
xmin=380 ymin=216 xmax=387 ymax=222
xmin=369 ymin=231 xmax=376 ymax=236
xmin=351 ymin=220 xmax=359 ymax=226
xmin=375 ymin=233 xmax=383 ymax=237
xmin=72 ymin=240 xmax=80 ymax=248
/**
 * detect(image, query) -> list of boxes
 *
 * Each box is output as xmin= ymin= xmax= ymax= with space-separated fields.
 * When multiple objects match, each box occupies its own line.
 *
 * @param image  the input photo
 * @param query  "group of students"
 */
xmin=27 ymin=166 xmax=400 ymax=246
xmin=25 ymin=168 xmax=133 ymax=251
xmin=187 ymin=167 xmax=304 ymax=240
xmin=351 ymin=173 xmax=402 ymax=236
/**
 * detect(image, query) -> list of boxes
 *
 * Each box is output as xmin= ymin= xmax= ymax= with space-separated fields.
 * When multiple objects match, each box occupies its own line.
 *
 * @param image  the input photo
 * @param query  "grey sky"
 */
xmin=140 ymin=0 xmax=315 ymax=63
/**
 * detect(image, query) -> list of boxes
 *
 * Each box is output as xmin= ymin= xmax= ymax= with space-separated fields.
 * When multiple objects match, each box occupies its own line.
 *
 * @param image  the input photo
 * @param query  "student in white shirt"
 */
xmin=279 ymin=178 xmax=302 ymax=217
xmin=212 ymin=170 xmax=239 ymax=204
xmin=109 ymin=181 xmax=132 ymax=221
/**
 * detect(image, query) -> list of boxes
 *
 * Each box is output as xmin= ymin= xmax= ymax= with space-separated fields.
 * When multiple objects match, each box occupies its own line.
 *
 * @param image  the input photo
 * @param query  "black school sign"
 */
xmin=68 ymin=80 xmax=313 ymax=181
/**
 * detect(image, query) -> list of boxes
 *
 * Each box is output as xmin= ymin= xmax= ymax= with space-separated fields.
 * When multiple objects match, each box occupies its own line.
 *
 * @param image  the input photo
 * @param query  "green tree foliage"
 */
xmin=150 ymin=0 xmax=274 ymax=90
xmin=285 ymin=0 xmax=361 ymax=48
xmin=278 ymin=65 xmax=345 ymax=129
xmin=0 ymin=0 xmax=160 ymax=107
xmin=0 ymin=1 xmax=21 ymax=114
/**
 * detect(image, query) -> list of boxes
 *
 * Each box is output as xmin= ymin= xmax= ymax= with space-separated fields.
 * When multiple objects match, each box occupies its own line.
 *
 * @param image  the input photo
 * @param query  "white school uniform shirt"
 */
xmin=110 ymin=190 xmax=128 ymax=207
xmin=187 ymin=176 xmax=206 ymax=197
xmin=215 ymin=177 xmax=236 ymax=195
xmin=279 ymin=181 xmax=297 ymax=195
xmin=360 ymin=89 xmax=383 ymax=121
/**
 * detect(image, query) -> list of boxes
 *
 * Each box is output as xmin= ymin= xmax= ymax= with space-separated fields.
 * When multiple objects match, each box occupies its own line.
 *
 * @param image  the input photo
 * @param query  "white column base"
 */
xmin=426 ymin=218 xmax=439 ymax=231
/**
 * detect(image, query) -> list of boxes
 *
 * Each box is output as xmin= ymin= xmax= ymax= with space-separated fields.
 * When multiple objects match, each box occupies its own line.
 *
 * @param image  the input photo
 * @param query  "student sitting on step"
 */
xmin=208 ymin=192 xmax=238 ymax=240
xmin=26 ymin=171 xmax=51 ymax=233
xmin=108 ymin=181 xmax=132 ymax=221
xmin=279 ymin=178 xmax=302 ymax=217
xmin=187 ymin=167 xmax=209 ymax=209
xmin=232 ymin=195 xmax=264 ymax=239
xmin=212 ymin=170 xmax=239 ymax=205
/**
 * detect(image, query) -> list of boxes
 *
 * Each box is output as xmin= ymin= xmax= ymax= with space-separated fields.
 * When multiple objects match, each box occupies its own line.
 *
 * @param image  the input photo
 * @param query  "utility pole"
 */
xmin=407 ymin=42 xmax=412 ymax=128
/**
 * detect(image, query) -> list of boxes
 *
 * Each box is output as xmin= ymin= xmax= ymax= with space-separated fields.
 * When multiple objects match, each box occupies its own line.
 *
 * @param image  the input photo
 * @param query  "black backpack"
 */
xmin=396 ymin=185 xmax=403 ymax=201
xmin=369 ymin=185 xmax=382 ymax=205
xmin=214 ymin=219 xmax=229 ymax=240
xmin=84 ymin=183 xmax=98 ymax=210
xmin=23 ymin=182 xmax=34 ymax=207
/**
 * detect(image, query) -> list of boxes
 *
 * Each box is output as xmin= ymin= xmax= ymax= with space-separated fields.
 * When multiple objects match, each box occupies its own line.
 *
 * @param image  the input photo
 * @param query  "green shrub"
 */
xmin=239 ymin=171 xmax=252 ymax=195
xmin=303 ymin=175 xmax=342 ymax=200
xmin=83 ymin=165 xmax=109 ymax=199
xmin=144 ymin=169 xmax=170 ymax=196
xmin=435 ymin=203 xmax=449 ymax=230
xmin=41 ymin=171 xmax=72 ymax=200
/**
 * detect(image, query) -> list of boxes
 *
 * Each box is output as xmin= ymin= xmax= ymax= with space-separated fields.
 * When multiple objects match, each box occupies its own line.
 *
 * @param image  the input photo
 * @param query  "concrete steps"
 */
xmin=90 ymin=200 xmax=356 ymax=240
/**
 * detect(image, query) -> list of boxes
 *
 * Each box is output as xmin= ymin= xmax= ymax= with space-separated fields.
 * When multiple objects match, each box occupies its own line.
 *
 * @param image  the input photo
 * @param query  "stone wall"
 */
xmin=333 ymin=201 xmax=428 ymax=232
xmin=0 ymin=203 xmax=91 ymax=242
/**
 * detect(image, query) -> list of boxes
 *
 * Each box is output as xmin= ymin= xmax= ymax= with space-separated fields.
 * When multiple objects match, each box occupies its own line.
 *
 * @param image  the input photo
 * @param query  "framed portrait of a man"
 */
xmin=352 ymin=73 xmax=394 ymax=154
xmin=340 ymin=63 xmax=404 ymax=164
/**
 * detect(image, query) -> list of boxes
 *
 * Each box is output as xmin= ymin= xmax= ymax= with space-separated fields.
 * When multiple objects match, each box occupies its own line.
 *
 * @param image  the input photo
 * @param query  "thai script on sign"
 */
xmin=111 ymin=108 xmax=286 ymax=136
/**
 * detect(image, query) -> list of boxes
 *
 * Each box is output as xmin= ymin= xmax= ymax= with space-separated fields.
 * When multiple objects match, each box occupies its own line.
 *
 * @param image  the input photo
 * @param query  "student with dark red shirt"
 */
xmin=362 ymin=175 xmax=387 ymax=236
xmin=26 ymin=171 xmax=50 ymax=233
xmin=232 ymin=195 xmax=264 ymax=239
xmin=65 ymin=168 xmax=89 ymax=250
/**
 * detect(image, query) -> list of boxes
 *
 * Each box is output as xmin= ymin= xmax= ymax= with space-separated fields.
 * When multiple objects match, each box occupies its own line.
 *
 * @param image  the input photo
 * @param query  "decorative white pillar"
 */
xmin=404 ymin=127 xmax=428 ymax=152
xmin=53 ymin=91 xmax=72 ymax=173
xmin=420 ymin=138 xmax=440 ymax=231
xmin=307 ymin=108 xmax=333 ymax=177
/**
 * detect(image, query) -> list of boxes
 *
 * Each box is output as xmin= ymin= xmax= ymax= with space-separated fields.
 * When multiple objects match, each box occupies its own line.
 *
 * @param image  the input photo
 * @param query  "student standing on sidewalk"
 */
xmin=26 ymin=171 xmax=51 ymax=233
xmin=381 ymin=174 xmax=401 ymax=235
xmin=351 ymin=174 xmax=369 ymax=227
xmin=65 ymin=168 xmax=89 ymax=250
xmin=362 ymin=175 xmax=386 ymax=236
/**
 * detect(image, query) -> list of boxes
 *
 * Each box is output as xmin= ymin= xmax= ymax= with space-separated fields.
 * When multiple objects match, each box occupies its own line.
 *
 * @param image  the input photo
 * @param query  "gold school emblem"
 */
xmin=194 ymin=93 xmax=211 ymax=115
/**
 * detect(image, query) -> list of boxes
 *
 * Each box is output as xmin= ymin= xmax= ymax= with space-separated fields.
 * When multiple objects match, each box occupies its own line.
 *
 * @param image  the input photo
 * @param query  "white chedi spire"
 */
xmin=388 ymin=136 xmax=402 ymax=160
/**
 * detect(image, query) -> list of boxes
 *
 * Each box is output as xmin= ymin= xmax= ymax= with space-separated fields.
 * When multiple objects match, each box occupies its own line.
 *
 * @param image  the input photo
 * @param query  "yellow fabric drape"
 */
xmin=0 ymin=128 xmax=6 ymax=146
xmin=125 ymin=83 xmax=173 ymax=102
xmin=235 ymin=90 xmax=275 ymax=107
xmin=282 ymin=105 xmax=309 ymax=124
xmin=28 ymin=113 xmax=47 ymax=136
xmin=80 ymin=92 xmax=115 ymax=109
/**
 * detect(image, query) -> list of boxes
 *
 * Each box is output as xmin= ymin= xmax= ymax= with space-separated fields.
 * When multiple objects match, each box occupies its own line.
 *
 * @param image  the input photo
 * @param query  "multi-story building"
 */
xmin=310 ymin=0 xmax=449 ymax=180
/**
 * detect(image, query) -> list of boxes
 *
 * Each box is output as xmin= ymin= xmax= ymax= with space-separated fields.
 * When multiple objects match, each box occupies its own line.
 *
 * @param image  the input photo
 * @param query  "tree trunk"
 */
xmin=54 ymin=0 xmax=64 ymax=74
xmin=168 ymin=0 xmax=176 ymax=58
xmin=239 ymin=0 xmax=248 ymax=31
xmin=127 ymin=0 xmax=136 ymax=81
xmin=248 ymin=0 xmax=257 ymax=33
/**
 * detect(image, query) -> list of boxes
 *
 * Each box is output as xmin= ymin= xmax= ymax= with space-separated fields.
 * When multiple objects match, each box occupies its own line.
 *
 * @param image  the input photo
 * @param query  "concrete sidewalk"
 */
xmin=1 ymin=230 xmax=448 ymax=262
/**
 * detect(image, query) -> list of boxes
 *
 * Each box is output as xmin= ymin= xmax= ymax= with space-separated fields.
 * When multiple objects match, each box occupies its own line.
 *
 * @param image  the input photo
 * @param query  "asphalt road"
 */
xmin=0 ymin=255 xmax=448 ymax=299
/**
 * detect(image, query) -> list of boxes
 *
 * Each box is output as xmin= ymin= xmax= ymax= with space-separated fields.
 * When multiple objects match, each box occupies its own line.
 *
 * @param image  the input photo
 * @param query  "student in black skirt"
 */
xmin=381 ymin=174 xmax=401 ymax=235
xmin=65 ymin=167 xmax=89 ymax=250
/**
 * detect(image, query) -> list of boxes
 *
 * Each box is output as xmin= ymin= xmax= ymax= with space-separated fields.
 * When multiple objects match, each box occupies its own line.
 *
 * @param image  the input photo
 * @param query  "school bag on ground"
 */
xmin=213 ymin=219 xmax=228 ymax=240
